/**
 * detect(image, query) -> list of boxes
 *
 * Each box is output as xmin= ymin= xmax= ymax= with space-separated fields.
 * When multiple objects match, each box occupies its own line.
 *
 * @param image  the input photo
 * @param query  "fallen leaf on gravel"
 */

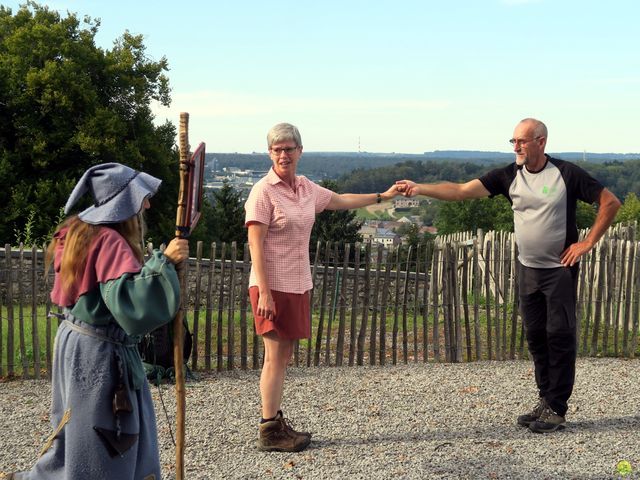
xmin=283 ymin=460 xmax=295 ymax=470
xmin=459 ymin=386 xmax=479 ymax=394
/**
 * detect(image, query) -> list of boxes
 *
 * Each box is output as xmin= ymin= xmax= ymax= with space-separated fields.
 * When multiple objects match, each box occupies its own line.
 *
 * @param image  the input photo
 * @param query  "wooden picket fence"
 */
xmin=1 ymin=223 xmax=638 ymax=379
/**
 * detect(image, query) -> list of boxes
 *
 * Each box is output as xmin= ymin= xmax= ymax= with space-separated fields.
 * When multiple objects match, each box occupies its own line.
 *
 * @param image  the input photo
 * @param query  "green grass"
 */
xmin=2 ymin=300 xmax=638 ymax=377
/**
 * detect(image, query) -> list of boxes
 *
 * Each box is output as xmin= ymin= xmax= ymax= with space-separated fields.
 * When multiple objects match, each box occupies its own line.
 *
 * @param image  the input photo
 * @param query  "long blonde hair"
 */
xmin=45 ymin=215 xmax=145 ymax=293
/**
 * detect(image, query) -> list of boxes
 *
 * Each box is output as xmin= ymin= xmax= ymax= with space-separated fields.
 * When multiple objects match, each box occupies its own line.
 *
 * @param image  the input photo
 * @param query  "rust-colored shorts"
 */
xmin=249 ymin=286 xmax=310 ymax=340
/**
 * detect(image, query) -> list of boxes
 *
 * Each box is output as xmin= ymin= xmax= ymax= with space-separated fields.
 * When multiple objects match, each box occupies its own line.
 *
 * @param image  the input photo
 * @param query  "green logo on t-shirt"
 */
xmin=542 ymin=185 xmax=557 ymax=196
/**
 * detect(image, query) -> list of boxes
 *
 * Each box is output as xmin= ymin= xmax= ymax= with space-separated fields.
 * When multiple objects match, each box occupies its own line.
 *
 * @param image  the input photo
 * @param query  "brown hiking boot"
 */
xmin=517 ymin=397 xmax=547 ymax=427
xmin=275 ymin=411 xmax=311 ymax=440
xmin=257 ymin=413 xmax=311 ymax=452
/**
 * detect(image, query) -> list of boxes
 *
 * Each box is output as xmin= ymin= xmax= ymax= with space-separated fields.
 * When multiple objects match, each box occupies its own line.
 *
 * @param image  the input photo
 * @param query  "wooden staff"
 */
xmin=174 ymin=112 xmax=190 ymax=480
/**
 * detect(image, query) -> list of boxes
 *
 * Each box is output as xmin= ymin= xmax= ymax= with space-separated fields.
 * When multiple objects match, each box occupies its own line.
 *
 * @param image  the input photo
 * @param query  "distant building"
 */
xmin=358 ymin=224 xmax=401 ymax=246
xmin=359 ymin=225 xmax=377 ymax=241
xmin=394 ymin=197 xmax=420 ymax=209
xmin=372 ymin=227 xmax=400 ymax=247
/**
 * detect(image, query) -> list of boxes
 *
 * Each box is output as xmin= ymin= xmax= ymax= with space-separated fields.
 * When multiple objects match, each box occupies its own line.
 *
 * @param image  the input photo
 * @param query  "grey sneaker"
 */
xmin=529 ymin=406 xmax=566 ymax=433
xmin=517 ymin=398 xmax=547 ymax=427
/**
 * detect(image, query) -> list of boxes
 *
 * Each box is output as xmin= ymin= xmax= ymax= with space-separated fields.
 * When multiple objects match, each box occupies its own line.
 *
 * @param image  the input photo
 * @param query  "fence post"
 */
xmin=590 ymin=244 xmax=607 ymax=356
xmin=191 ymin=241 xmax=203 ymax=371
xmin=484 ymin=239 xmax=492 ymax=360
xmin=18 ymin=244 xmax=28 ymax=378
xmin=432 ymin=246 xmax=441 ymax=362
xmin=461 ymin=243 xmax=472 ymax=361
xmin=335 ymin=243 xmax=350 ymax=367
xmin=401 ymin=245 xmax=412 ymax=364
xmin=630 ymin=242 xmax=640 ymax=357
xmin=314 ymin=242 xmax=331 ymax=366
xmin=582 ymin=248 xmax=597 ymax=355
xmin=501 ymin=240 xmax=510 ymax=361
xmin=308 ymin=241 xmax=322 ymax=367
xmin=379 ymin=246 xmax=393 ymax=366
xmin=493 ymin=238 xmax=501 ymax=361
xmin=31 ymin=245 xmax=41 ymax=379
xmin=422 ymin=243 xmax=433 ymax=363
xmin=369 ymin=243 xmax=384 ymax=365
xmin=622 ymin=240 xmax=635 ymax=357
xmin=357 ymin=241 xmax=372 ymax=366
xmin=324 ymin=243 xmax=339 ymax=366
xmin=240 ymin=244 xmax=250 ymax=370
xmin=204 ymin=242 xmax=216 ymax=371
xmin=392 ymin=246 xmax=401 ymax=365
xmin=348 ymin=243 xmax=361 ymax=366
xmin=5 ymin=244 xmax=14 ymax=377
xmin=216 ymin=242 xmax=227 ymax=372
xmin=0 ymin=250 xmax=4 ymax=378
xmin=603 ymin=240 xmax=616 ymax=355
xmin=227 ymin=242 xmax=238 ymax=370
xmin=473 ymin=240 xmax=482 ymax=361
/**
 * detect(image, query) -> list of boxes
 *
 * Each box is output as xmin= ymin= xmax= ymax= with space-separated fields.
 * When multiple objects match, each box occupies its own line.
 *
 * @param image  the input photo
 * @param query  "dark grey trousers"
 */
xmin=518 ymin=262 xmax=579 ymax=417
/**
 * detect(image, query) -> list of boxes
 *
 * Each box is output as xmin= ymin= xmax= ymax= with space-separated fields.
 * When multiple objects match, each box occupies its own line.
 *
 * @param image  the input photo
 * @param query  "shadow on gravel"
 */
xmin=568 ymin=415 xmax=640 ymax=430
xmin=310 ymin=415 xmax=640 ymax=448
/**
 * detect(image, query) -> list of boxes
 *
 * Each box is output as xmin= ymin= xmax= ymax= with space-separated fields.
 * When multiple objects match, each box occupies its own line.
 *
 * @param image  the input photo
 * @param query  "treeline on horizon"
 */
xmin=336 ymin=159 xmax=640 ymax=202
xmin=210 ymin=152 xmax=640 ymax=201
xmin=208 ymin=152 xmax=500 ymax=178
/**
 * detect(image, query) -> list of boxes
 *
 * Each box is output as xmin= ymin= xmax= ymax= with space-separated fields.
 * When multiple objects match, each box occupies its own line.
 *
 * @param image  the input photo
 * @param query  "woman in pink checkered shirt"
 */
xmin=245 ymin=123 xmax=400 ymax=452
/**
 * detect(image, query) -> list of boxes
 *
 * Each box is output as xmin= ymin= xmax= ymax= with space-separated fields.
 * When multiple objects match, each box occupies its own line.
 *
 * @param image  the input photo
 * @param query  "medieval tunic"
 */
xmin=15 ymin=226 xmax=180 ymax=480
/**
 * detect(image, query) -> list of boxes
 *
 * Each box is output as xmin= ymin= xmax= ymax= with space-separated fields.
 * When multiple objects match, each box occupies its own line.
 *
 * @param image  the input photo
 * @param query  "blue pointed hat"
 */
xmin=64 ymin=163 xmax=162 ymax=225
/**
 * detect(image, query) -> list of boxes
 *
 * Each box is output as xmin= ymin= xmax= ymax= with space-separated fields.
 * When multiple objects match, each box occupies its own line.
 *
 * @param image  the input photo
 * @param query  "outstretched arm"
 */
xmin=325 ymin=183 xmax=400 ymax=210
xmin=395 ymin=178 xmax=490 ymax=201
xmin=560 ymin=188 xmax=621 ymax=266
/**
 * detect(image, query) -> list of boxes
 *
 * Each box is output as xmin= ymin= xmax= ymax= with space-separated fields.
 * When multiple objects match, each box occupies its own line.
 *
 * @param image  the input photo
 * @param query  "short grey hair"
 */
xmin=520 ymin=118 xmax=548 ymax=139
xmin=267 ymin=123 xmax=302 ymax=148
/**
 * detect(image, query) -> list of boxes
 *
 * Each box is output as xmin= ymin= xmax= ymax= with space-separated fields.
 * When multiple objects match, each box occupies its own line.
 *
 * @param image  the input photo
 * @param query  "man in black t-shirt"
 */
xmin=397 ymin=118 xmax=620 ymax=433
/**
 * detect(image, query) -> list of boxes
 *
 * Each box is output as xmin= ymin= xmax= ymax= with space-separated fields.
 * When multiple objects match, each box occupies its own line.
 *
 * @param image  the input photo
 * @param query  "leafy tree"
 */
xmin=616 ymin=192 xmax=640 ymax=224
xmin=576 ymin=200 xmax=597 ymax=229
xmin=435 ymin=196 xmax=513 ymax=234
xmin=0 ymin=2 xmax=180 ymax=245
xmin=195 ymin=180 xmax=247 ymax=256
xmin=310 ymin=179 xmax=363 ymax=255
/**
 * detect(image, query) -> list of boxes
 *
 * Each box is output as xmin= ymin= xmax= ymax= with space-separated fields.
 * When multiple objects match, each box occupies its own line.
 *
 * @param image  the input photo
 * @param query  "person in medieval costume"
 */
xmin=11 ymin=163 xmax=189 ymax=479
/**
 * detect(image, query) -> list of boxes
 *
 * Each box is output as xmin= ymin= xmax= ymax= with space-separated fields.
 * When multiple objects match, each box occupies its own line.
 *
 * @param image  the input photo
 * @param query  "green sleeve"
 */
xmin=100 ymin=250 xmax=181 ymax=336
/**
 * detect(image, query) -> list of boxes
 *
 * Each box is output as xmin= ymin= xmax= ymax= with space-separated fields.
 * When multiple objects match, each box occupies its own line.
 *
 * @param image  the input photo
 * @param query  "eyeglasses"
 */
xmin=270 ymin=146 xmax=299 ymax=155
xmin=509 ymin=136 xmax=542 ymax=146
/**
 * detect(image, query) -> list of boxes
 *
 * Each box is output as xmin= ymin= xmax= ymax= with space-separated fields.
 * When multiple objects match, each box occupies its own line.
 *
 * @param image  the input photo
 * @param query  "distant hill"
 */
xmin=206 ymin=151 xmax=640 ymax=178
xmin=425 ymin=150 xmax=640 ymax=163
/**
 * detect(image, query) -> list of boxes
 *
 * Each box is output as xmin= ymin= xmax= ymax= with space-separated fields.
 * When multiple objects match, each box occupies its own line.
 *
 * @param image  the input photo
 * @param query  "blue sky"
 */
xmin=4 ymin=0 xmax=640 ymax=154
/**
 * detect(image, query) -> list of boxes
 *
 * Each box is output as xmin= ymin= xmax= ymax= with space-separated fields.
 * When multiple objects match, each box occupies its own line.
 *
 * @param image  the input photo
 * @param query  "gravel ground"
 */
xmin=1 ymin=358 xmax=639 ymax=479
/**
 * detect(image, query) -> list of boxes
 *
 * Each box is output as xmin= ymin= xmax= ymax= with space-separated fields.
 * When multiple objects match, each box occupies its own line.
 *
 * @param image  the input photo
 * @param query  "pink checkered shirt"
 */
xmin=245 ymin=168 xmax=333 ymax=294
